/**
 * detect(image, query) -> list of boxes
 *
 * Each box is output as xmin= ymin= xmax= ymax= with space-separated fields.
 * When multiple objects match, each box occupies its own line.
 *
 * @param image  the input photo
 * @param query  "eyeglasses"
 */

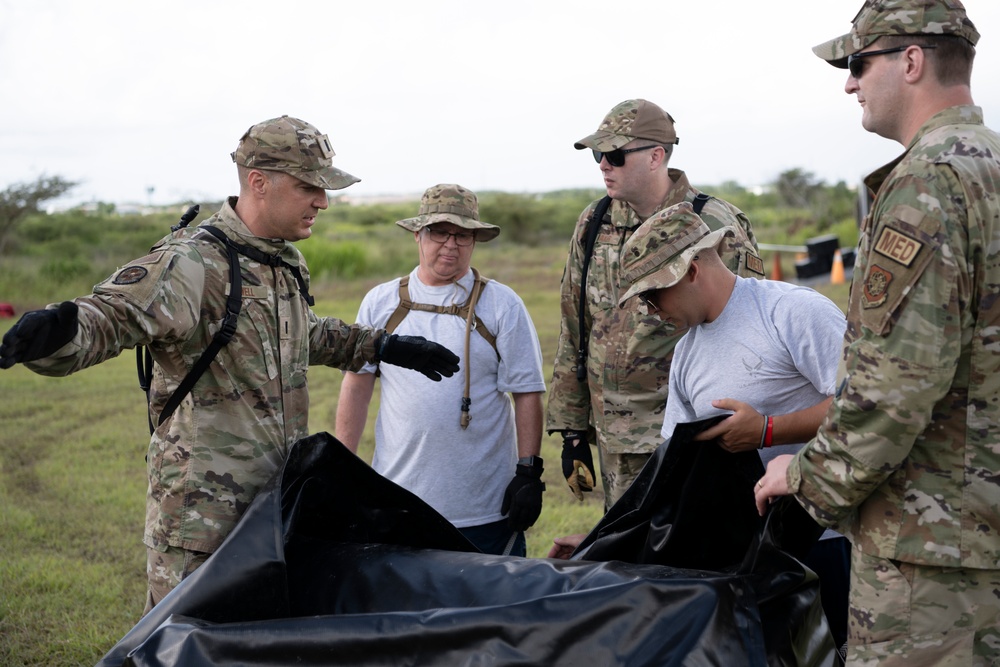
xmin=425 ymin=227 xmax=476 ymax=246
xmin=592 ymin=144 xmax=659 ymax=167
xmin=847 ymin=44 xmax=937 ymax=79
xmin=638 ymin=291 xmax=661 ymax=314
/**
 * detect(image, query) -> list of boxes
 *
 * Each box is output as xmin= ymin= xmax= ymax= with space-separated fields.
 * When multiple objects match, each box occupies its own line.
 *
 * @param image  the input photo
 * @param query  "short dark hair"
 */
xmin=877 ymin=34 xmax=974 ymax=86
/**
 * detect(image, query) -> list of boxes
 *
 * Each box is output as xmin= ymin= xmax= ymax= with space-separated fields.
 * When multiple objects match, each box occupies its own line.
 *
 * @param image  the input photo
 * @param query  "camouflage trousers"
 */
xmin=596 ymin=447 xmax=650 ymax=512
xmin=142 ymin=545 xmax=210 ymax=617
xmin=847 ymin=548 xmax=1000 ymax=666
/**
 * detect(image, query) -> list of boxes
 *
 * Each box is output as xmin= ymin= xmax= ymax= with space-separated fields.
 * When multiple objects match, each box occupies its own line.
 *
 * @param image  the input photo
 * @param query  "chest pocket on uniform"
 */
xmin=213 ymin=282 xmax=278 ymax=394
xmin=590 ymin=230 xmax=624 ymax=315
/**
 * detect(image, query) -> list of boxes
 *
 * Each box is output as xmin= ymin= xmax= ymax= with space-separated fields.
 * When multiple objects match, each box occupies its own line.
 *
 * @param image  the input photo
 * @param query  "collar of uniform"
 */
xmin=864 ymin=105 xmax=985 ymax=197
xmin=202 ymin=197 xmax=304 ymax=270
xmin=610 ymin=168 xmax=693 ymax=229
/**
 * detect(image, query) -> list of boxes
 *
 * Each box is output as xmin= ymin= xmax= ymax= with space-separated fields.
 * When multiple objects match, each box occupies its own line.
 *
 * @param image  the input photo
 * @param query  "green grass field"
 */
xmin=0 ymin=236 xmax=850 ymax=666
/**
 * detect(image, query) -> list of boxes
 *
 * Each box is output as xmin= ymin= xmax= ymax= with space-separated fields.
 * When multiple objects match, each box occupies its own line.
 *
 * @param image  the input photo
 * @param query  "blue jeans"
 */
xmin=459 ymin=519 xmax=526 ymax=556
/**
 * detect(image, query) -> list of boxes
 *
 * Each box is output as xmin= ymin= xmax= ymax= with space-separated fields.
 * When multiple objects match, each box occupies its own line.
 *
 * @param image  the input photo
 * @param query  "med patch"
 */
xmin=873 ymin=226 xmax=924 ymax=267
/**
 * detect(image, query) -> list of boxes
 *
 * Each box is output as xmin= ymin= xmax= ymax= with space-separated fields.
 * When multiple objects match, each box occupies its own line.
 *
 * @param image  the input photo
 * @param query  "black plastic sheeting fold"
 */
xmin=98 ymin=419 xmax=836 ymax=666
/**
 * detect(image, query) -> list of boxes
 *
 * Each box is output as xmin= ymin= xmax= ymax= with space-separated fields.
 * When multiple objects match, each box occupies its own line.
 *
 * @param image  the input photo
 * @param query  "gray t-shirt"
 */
xmin=662 ymin=276 xmax=846 ymax=465
xmin=352 ymin=267 xmax=546 ymax=528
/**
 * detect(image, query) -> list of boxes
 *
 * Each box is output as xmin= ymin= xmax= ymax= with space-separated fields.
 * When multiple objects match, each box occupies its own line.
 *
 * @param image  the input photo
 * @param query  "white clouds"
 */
xmin=1 ymin=0 xmax=998 ymax=206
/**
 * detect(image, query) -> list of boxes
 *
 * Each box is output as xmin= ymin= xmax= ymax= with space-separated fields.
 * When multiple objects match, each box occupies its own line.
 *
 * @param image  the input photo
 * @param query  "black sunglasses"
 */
xmin=592 ymin=144 xmax=659 ymax=167
xmin=638 ymin=291 xmax=660 ymax=314
xmin=847 ymin=44 xmax=937 ymax=79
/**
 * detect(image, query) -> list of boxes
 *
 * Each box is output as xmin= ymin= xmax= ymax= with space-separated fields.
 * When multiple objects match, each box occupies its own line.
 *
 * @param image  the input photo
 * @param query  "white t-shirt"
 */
xmin=351 ymin=267 xmax=546 ymax=528
xmin=662 ymin=276 xmax=846 ymax=467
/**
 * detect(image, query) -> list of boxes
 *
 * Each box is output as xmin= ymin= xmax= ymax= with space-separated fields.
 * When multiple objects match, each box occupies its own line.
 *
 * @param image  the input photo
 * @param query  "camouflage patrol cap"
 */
xmin=396 ymin=184 xmax=500 ymax=242
xmin=618 ymin=201 xmax=733 ymax=308
xmin=574 ymin=99 xmax=679 ymax=152
xmin=813 ymin=0 xmax=980 ymax=68
xmin=231 ymin=115 xmax=360 ymax=190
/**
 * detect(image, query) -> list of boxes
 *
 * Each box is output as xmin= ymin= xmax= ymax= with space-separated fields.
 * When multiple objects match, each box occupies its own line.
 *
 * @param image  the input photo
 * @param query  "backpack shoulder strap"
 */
xmin=381 ymin=271 xmax=498 ymax=356
xmin=137 ymin=222 xmax=243 ymax=434
xmin=465 ymin=268 xmax=497 ymax=355
xmin=692 ymin=192 xmax=711 ymax=215
xmin=383 ymin=276 xmax=413 ymax=336
xmin=575 ymin=195 xmax=612 ymax=381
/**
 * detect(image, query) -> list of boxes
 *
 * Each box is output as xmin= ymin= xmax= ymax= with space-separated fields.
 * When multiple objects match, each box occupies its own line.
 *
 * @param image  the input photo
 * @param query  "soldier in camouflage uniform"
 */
xmin=754 ymin=2 xmax=1000 ymax=664
xmin=546 ymin=99 xmax=761 ymax=511
xmin=0 ymin=115 xmax=459 ymax=615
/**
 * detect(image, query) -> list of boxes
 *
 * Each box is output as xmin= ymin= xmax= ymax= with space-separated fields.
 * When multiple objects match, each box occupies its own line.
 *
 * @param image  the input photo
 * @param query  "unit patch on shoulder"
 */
xmin=862 ymin=264 xmax=893 ymax=309
xmin=744 ymin=252 xmax=765 ymax=277
xmin=873 ymin=226 xmax=923 ymax=267
xmin=113 ymin=266 xmax=149 ymax=285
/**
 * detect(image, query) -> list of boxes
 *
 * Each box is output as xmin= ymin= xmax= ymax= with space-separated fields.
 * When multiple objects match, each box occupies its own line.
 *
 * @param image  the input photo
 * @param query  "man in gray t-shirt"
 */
xmin=336 ymin=184 xmax=547 ymax=557
xmin=617 ymin=200 xmax=850 ymax=653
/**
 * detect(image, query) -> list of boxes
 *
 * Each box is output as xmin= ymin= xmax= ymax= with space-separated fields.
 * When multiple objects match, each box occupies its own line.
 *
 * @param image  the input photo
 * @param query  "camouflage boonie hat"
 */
xmin=396 ymin=184 xmax=500 ymax=242
xmin=618 ymin=201 xmax=733 ymax=308
xmin=574 ymin=99 xmax=680 ymax=152
xmin=813 ymin=0 xmax=980 ymax=68
xmin=231 ymin=115 xmax=360 ymax=190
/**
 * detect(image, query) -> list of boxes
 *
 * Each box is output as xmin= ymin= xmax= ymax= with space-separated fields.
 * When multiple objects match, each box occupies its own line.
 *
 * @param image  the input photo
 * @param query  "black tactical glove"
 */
xmin=0 ymin=301 xmax=79 ymax=370
xmin=501 ymin=457 xmax=545 ymax=531
xmin=560 ymin=430 xmax=596 ymax=502
xmin=376 ymin=333 xmax=460 ymax=382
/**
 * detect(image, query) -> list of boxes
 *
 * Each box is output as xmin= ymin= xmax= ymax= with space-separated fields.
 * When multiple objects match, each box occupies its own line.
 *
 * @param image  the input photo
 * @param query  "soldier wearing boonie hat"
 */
xmin=546 ymin=98 xmax=761 ymax=512
xmin=0 ymin=116 xmax=463 ymax=615
xmin=337 ymin=183 xmax=547 ymax=558
xmin=754 ymin=1 xmax=1000 ymax=664
xmin=231 ymin=115 xmax=360 ymax=190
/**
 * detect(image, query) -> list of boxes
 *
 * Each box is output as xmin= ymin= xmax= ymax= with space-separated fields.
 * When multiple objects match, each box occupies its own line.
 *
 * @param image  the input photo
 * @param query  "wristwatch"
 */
xmin=517 ymin=455 xmax=543 ymax=468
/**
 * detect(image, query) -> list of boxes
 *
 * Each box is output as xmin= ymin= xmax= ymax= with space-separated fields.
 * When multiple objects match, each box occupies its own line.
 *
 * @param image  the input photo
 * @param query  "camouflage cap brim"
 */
xmin=289 ymin=165 xmax=361 ymax=191
xmin=618 ymin=227 xmax=733 ymax=308
xmin=812 ymin=32 xmax=878 ymax=68
xmin=396 ymin=214 xmax=501 ymax=242
xmin=574 ymin=131 xmax=636 ymax=152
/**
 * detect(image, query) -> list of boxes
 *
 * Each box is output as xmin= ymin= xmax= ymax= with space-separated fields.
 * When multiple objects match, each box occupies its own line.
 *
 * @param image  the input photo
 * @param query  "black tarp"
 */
xmin=98 ymin=420 xmax=835 ymax=666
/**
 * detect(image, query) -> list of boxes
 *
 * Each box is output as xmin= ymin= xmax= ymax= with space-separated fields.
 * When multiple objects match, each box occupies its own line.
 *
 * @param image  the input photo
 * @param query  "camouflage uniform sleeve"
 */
xmin=25 ymin=247 xmax=207 ymax=376
xmin=308 ymin=309 xmax=383 ymax=371
xmin=788 ymin=167 xmax=964 ymax=529
xmin=544 ymin=204 xmax=595 ymax=433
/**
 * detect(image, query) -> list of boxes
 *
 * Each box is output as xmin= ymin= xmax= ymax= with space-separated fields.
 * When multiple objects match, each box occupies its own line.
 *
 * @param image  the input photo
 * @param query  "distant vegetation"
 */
xmin=0 ymin=168 xmax=861 ymax=308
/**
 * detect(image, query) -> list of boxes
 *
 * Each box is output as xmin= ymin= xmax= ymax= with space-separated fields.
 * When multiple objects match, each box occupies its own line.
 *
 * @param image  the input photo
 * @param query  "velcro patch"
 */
xmin=862 ymin=264 xmax=893 ymax=309
xmin=113 ymin=266 xmax=149 ymax=285
xmin=873 ymin=226 xmax=923 ymax=267
xmin=317 ymin=133 xmax=334 ymax=159
xmin=226 ymin=283 xmax=268 ymax=299
xmin=744 ymin=252 xmax=765 ymax=277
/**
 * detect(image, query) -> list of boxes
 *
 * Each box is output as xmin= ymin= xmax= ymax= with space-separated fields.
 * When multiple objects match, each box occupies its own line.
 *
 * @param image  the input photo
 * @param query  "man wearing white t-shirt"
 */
xmin=335 ymin=184 xmax=547 ymax=556
xmin=616 ymin=200 xmax=850 ymax=653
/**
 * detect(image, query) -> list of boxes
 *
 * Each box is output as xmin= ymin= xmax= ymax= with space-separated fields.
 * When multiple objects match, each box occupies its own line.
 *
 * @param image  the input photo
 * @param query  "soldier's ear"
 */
xmin=687 ymin=259 xmax=700 ymax=281
xmin=247 ymin=169 xmax=269 ymax=196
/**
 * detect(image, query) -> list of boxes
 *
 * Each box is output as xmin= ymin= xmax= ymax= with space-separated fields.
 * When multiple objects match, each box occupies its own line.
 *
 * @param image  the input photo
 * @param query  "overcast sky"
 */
xmin=2 ymin=0 xmax=998 ymax=208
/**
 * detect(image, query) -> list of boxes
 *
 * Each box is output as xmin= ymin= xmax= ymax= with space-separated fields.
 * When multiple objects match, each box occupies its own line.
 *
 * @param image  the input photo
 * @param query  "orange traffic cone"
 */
xmin=771 ymin=251 xmax=783 ymax=281
xmin=830 ymin=250 xmax=845 ymax=285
